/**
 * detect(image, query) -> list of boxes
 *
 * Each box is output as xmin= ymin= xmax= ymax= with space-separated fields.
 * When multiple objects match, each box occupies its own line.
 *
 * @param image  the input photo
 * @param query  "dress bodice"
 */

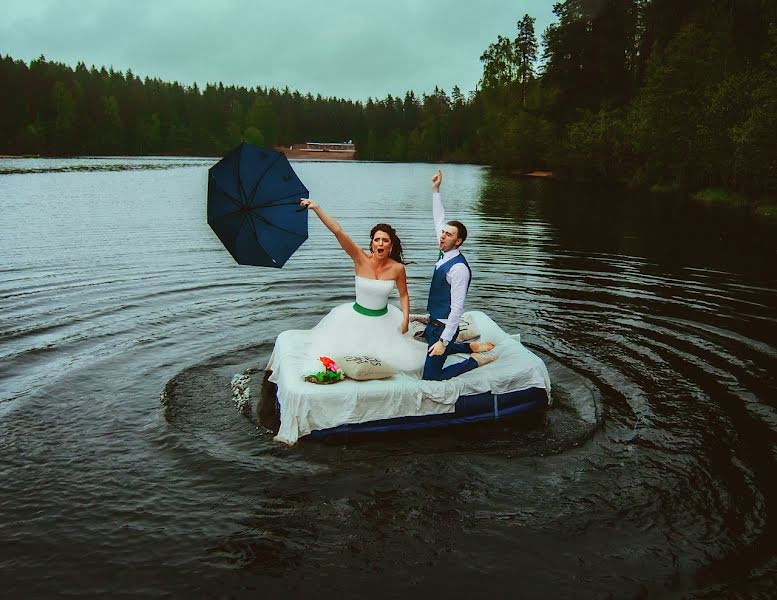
xmin=308 ymin=275 xmax=426 ymax=373
xmin=355 ymin=275 xmax=394 ymax=310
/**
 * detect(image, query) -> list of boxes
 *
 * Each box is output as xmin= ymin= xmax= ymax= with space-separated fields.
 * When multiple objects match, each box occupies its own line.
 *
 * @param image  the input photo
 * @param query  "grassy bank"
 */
xmin=693 ymin=188 xmax=777 ymax=218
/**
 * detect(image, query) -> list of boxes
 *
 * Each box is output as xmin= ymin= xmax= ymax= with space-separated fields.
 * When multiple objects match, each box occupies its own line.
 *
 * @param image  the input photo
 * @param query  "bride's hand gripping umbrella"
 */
xmin=299 ymin=198 xmax=318 ymax=211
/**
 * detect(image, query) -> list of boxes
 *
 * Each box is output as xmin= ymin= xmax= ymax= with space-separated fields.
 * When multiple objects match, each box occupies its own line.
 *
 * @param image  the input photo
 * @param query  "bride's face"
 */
xmin=371 ymin=230 xmax=393 ymax=258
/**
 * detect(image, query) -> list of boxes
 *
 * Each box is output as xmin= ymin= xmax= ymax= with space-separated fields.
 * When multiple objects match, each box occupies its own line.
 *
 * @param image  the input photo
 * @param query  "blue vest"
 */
xmin=427 ymin=253 xmax=471 ymax=320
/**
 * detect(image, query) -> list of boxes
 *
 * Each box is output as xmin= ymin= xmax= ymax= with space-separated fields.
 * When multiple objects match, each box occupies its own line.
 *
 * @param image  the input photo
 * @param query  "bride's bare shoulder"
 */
xmin=390 ymin=260 xmax=406 ymax=278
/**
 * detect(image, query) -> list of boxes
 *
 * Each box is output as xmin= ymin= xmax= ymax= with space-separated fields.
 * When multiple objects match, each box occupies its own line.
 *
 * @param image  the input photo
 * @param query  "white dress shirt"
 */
xmin=432 ymin=191 xmax=470 ymax=343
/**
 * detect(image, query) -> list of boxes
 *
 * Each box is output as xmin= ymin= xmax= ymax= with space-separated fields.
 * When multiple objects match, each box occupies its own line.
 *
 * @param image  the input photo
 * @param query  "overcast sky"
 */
xmin=1 ymin=0 xmax=557 ymax=101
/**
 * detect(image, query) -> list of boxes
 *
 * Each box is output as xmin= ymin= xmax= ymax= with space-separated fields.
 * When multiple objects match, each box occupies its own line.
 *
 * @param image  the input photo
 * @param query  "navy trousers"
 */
xmin=422 ymin=322 xmax=478 ymax=381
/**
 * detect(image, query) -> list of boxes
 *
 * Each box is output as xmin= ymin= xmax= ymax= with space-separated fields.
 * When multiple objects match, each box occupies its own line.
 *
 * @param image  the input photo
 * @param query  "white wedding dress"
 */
xmin=307 ymin=275 xmax=427 ymax=372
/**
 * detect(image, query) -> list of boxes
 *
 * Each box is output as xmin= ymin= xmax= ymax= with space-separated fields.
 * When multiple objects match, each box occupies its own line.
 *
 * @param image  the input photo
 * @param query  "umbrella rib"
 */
xmin=245 ymin=211 xmax=261 ymax=247
xmin=235 ymin=146 xmax=251 ymax=206
xmin=211 ymin=203 xmax=306 ymax=231
xmin=238 ymin=173 xmax=247 ymax=205
xmin=247 ymin=152 xmax=283 ymax=204
xmin=257 ymin=200 xmax=304 ymax=207
xmin=251 ymin=211 xmax=307 ymax=239
xmin=252 ymin=191 xmax=308 ymax=208
xmin=209 ymin=174 xmax=242 ymax=209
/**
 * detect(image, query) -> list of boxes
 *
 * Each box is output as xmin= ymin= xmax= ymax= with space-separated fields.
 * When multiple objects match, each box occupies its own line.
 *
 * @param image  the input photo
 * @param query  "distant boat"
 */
xmin=280 ymin=142 xmax=356 ymax=160
xmin=299 ymin=141 xmax=355 ymax=153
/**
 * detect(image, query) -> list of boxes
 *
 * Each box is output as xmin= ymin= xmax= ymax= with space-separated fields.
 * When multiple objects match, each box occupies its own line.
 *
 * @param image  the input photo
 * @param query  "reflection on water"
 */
xmin=1 ymin=159 xmax=776 ymax=597
xmin=477 ymin=174 xmax=777 ymax=279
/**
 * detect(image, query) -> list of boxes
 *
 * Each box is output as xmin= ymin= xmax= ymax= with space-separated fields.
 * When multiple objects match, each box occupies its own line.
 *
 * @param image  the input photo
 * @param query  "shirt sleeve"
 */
xmin=441 ymin=263 xmax=470 ymax=343
xmin=433 ymin=191 xmax=445 ymax=242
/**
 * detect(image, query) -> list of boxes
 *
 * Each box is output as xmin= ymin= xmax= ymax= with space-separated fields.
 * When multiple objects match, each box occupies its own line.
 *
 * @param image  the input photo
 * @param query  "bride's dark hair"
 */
xmin=370 ymin=223 xmax=406 ymax=264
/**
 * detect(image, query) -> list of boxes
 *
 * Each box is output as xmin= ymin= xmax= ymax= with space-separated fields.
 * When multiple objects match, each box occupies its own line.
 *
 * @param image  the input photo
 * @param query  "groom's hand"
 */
xmin=432 ymin=169 xmax=442 ymax=192
xmin=428 ymin=340 xmax=446 ymax=356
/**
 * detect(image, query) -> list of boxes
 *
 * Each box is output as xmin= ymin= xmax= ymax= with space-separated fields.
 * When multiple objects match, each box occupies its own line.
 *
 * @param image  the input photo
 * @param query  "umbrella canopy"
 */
xmin=207 ymin=143 xmax=309 ymax=267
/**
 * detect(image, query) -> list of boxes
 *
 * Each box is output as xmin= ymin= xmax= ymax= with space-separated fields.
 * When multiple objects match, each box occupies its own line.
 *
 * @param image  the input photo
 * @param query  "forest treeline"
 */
xmin=2 ymin=0 xmax=776 ymax=198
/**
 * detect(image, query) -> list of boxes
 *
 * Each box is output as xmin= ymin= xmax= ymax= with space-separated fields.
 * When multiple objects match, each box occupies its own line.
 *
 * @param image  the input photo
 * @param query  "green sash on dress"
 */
xmin=353 ymin=302 xmax=388 ymax=317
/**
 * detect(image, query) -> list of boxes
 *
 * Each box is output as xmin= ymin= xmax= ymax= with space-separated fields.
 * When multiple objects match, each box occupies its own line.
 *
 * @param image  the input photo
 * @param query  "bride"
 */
xmin=298 ymin=197 xmax=428 ymax=372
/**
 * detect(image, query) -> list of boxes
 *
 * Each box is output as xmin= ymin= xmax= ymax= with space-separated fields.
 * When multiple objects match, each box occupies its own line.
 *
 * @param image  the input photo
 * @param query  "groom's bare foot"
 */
xmin=472 ymin=353 xmax=496 ymax=367
xmin=469 ymin=341 xmax=495 ymax=353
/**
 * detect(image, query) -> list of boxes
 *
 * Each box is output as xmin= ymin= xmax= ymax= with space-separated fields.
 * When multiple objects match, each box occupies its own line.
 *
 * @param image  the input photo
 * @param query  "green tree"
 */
xmin=626 ymin=23 xmax=729 ymax=188
xmin=243 ymin=125 xmax=265 ymax=147
xmin=51 ymin=81 xmax=76 ymax=152
xmin=515 ymin=14 xmax=538 ymax=107
xmin=247 ymin=95 xmax=278 ymax=146
xmin=141 ymin=113 xmax=162 ymax=153
xmin=100 ymin=95 xmax=122 ymax=153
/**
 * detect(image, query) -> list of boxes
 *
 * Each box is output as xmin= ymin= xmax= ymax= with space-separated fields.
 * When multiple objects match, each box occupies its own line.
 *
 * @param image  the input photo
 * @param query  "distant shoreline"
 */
xmin=2 ymin=153 xmax=772 ymax=217
xmin=0 ymin=150 xmax=356 ymax=161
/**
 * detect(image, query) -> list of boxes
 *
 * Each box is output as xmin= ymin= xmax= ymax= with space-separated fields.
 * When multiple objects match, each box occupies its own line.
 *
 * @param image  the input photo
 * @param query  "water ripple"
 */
xmin=1 ymin=160 xmax=776 ymax=597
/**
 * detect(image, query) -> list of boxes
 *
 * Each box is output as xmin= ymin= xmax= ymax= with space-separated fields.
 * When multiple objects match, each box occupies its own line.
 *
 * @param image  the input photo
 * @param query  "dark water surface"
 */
xmin=1 ymin=157 xmax=776 ymax=598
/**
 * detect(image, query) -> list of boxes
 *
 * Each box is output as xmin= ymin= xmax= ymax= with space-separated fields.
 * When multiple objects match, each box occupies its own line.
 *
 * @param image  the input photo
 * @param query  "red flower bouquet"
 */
xmin=305 ymin=356 xmax=345 ymax=384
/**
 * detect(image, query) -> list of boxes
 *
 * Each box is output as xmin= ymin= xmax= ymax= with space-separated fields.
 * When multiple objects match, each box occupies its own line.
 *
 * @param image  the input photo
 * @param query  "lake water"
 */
xmin=1 ymin=157 xmax=776 ymax=598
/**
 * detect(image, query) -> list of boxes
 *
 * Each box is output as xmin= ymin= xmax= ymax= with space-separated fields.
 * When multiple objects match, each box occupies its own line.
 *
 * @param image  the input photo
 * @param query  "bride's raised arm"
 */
xmin=300 ymin=198 xmax=364 ymax=263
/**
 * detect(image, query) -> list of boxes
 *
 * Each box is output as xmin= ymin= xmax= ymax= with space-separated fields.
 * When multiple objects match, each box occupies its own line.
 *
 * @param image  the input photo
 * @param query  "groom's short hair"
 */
xmin=447 ymin=220 xmax=467 ymax=245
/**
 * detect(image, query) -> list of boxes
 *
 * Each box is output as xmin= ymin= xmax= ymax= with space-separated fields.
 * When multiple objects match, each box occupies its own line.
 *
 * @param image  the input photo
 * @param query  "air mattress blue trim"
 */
xmin=298 ymin=386 xmax=548 ymax=439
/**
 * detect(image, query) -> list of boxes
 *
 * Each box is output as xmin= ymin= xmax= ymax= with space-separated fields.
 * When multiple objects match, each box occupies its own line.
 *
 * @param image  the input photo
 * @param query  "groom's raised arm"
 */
xmin=432 ymin=169 xmax=445 ymax=240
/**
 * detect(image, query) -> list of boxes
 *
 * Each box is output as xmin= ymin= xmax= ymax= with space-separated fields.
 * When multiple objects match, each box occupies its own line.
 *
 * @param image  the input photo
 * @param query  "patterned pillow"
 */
xmin=456 ymin=318 xmax=480 ymax=342
xmin=335 ymin=355 xmax=398 ymax=381
xmin=410 ymin=319 xmax=427 ymax=340
xmin=408 ymin=316 xmax=481 ymax=343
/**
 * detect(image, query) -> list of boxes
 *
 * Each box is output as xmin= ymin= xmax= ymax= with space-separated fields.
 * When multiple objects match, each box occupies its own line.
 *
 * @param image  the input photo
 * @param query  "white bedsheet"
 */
xmin=265 ymin=311 xmax=551 ymax=445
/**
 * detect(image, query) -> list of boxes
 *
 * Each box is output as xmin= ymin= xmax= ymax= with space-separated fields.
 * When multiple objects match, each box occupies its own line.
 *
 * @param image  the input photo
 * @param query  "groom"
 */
xmin=422 ymin=170 xmax=496 ymax=381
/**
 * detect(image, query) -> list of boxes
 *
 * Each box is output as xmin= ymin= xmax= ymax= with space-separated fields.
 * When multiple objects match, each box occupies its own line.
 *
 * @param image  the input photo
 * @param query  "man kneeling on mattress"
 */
xmin=422 ymin=169 xmax=497 ymax=381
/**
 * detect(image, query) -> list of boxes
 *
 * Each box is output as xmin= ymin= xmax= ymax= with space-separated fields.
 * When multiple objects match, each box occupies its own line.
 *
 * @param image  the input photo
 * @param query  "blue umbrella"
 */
xmin=207 ymin=143 xmax=309 ymax=267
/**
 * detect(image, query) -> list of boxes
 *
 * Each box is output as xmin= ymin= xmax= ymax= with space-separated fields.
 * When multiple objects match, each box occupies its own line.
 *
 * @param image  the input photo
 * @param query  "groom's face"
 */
xmin=439 ymin=225 xmax=462 ymax=253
